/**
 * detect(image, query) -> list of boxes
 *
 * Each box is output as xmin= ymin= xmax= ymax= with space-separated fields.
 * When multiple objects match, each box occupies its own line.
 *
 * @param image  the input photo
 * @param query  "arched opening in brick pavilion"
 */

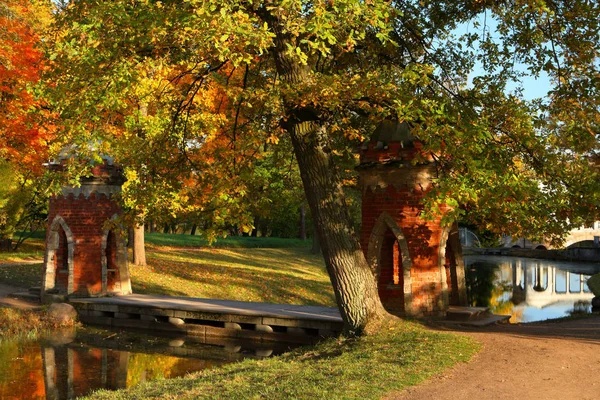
xmin=366 ymin=212 xmax=413 ymax=315
xmin=43 ymin=215 xmax=74 ymax=296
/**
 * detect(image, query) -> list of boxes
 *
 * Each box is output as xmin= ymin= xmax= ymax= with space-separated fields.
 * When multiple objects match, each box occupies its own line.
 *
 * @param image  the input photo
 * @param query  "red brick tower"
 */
xmin=42 ymin=156 xmax=132 ymax=302
xmin=359 ymin=121 xmax=466 ymax=316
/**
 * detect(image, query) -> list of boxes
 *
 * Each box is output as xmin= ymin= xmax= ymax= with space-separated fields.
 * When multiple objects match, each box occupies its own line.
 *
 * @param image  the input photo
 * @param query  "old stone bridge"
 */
xmin=500 ymin=222 xmax=600 ymax=250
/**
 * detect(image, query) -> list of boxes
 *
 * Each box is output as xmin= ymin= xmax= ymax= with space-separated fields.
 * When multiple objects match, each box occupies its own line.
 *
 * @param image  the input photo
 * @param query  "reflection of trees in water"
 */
xmin=466 ymin=262 xmax=498 ymax=308
xmin=567 ymin=300 xmax=591 ymax=316
xmin=126 ymin=352 xmax=216 ymax=388
xmin=0 ymin=341 xmax=46 ymax=399
xmin=489 ymin=284 xmax=515 ymax=315
xmin=466 ymin=262 xmax=515 ymax=317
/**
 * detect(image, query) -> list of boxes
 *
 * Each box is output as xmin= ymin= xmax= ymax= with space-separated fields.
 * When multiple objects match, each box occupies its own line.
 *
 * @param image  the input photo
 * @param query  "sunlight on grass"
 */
xmin=131 ymin=247 xmax=336 ymax=306
xmin=0 ymin=237 xmax=333 ymax=306
xmin=1 ymin=236 xmax=481 ymax=399
xmin=0 ymin=239 xmax=44 ymax=263
xmin=145 ymin=233 xmax=312 ymax=249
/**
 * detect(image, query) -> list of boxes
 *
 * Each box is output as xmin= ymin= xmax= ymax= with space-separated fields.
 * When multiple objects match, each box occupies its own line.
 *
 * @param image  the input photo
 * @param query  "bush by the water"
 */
xmin=587 ymin=274 xmax=600 ymax=296
xmin=0 ymin=307 xmax=76 ymax=341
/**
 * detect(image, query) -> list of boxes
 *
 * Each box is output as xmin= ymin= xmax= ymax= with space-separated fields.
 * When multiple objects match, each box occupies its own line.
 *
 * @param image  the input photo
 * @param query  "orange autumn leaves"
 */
xmin=0 ymin=0 xmax=51 ymax=170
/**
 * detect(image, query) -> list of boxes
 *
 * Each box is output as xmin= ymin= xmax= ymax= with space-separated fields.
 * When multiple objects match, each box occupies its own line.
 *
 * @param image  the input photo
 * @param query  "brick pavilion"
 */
xmin=41 ymin=155 xmax=131 ymax=303
xmin=359 ymin=120 xmax=467 ymax=316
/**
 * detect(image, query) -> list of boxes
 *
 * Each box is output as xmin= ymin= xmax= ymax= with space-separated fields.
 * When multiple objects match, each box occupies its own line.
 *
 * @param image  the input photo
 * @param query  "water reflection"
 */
xmin=0 ymin=328 xmax=293 ymax=400
xmin=464 ymin=256 xmax=599 ymax=323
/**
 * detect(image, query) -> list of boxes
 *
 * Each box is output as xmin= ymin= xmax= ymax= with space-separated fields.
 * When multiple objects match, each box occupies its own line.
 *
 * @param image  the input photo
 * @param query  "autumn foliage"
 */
xmin=0 ymin=0 xmax=51 ymax=169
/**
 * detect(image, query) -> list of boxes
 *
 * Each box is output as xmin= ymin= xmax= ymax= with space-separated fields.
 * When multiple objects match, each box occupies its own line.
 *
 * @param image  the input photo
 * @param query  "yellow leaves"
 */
xmin=266 ymin=134 xmax=280 ymax=144
xmin=240 ymin=224 xmax=253 ymax=234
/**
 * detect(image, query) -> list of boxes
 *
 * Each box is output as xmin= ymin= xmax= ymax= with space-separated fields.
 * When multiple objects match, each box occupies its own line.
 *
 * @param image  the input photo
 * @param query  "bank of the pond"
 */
xmin=0 ymin=326 xmax=290 ymax=399
xmin=464 ymin=246 xmax=600 ymax=263
xmin=0 ymin=307 xmax=76 ymax=342
xmin=85 ymin=320 xmax=478 ymax=400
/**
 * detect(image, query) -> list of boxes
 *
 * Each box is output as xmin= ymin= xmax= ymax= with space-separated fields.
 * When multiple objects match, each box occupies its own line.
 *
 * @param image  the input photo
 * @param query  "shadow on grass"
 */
xmin=151 ymin=248 xmax=328 ymax=280
xmin=131 ymin=277 xmax=189 ymax=297
xmin=138 ymin=247 xmax=336 ymax=306
xmin=0 ymin=263 xmax=42 ymax=288
xmin=145 ymin=233 xmax=312 ymax=249
xmin=87 ymin=321 xmax=478 ymax=400
xmin=140 ymin=261 xmax=335 ymax=306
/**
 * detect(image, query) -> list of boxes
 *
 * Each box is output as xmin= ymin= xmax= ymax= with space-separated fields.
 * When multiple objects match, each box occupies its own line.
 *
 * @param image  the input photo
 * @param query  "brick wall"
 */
xmin=360 ymin=142 xmax=449 ymax=316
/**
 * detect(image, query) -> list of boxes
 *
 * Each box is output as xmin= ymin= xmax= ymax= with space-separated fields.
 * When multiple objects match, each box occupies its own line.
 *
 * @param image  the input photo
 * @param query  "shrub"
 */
xmin=587 ymin=273 xmax=600 ymax=296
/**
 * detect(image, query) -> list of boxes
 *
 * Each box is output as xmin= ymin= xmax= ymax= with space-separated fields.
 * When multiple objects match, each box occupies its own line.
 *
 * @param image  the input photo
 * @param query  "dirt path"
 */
xmin=0 ymin=260 xmax=43 ymax=267
xmin=388 ymin=318 xmax=600 ymax=400
xmin=0 ymin=282 xmax=40 ymax=309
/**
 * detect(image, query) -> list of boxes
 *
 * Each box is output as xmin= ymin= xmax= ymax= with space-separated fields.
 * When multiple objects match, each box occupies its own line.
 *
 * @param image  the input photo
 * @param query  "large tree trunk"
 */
xmin=448 ymin=222 xmax=468 ymax=306
xmin=132 ymin=224 xmax=146 ymax=266
xmin=289 ymin=123 xmax=389 ymax=334
xmin=267 ymin=14 xmax=390 ymax=335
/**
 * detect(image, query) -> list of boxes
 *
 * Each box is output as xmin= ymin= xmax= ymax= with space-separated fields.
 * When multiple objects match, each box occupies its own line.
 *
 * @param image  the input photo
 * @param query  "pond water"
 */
xmin=0 ymin=328 xmax=296 ymax=400
xmin=464 ymin=255 xmax=600 ymax=323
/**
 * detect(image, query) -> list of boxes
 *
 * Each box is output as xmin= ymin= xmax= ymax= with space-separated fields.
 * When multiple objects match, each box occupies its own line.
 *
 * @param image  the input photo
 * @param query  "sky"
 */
xmin=456 ymin=15 xmax=553 ymax=102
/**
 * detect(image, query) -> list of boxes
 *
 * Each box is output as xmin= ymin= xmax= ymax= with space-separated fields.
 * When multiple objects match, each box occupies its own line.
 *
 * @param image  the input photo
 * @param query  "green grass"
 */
xmin=10 ymin=231 xmax=313 ymax=249
xmin=0 ymin=235 xmax=481 ymax=399
xmin=0 ymin=238 xmax=44 ymax=263
xmin=0 ymin=246 xmax=334 ymax=306
xmin=0 ymin=236 xmax=334 ymax=305
xmin=133 ymin=247 xmax=335 ymax=306
xmin=145 ymin=232 xmax=312 ymax=249
xmin=85 ymin=319 xmax=478 ymax=400
xmin=0 ymin=263 xmax=43 ymax=288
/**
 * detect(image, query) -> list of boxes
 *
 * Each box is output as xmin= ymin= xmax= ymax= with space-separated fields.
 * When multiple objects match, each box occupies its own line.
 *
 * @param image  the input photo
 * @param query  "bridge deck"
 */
xmin=71 ymin=294 xmax=343 ymax=344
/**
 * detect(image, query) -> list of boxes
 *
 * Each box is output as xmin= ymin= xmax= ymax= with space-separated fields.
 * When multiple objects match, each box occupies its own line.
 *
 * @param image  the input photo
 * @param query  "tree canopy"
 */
xmin=43 ymin=0 xmax=600 ymax=333
xmin=0 ymin=0 xmax=53 ymax=244
xmin=0 ymin=0 xmax=52 ymax=167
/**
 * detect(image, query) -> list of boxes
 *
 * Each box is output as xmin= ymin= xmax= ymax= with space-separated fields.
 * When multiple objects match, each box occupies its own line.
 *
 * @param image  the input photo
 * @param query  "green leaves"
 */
xmin=43 ymin=0 xmax=600 ymax=244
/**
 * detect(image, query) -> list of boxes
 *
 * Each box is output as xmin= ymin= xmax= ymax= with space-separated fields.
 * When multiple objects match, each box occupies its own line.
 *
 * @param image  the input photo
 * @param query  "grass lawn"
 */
xmin=0 ymin=234 xmax=332 ymax=306
xmin=145 ymin=232 xmax=312 ymax=249
xmin=0 ymin=262 xmax=43 ymax=288
xmin=85 ymin=319 xmax=478 ymax=400
xmin=133 ymin=246 xmax=335 ymax=306
xmin=0 ymin=239 xmax=44 ymax=263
